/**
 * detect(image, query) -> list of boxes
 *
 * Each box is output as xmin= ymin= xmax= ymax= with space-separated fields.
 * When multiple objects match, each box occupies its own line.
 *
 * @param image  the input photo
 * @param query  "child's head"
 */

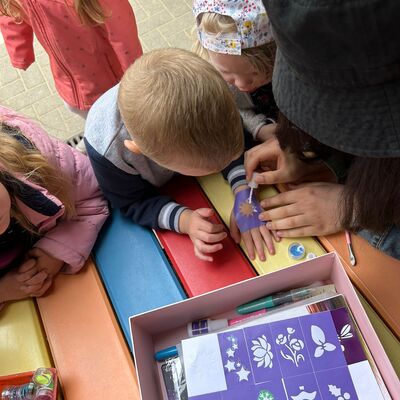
xmin=118 ymin=48 xmax=244 ymax=176
xmin=0 ymin=122 xmax=75 ymax=233
xmin=193 ymin=0 xmax=275 ymax=92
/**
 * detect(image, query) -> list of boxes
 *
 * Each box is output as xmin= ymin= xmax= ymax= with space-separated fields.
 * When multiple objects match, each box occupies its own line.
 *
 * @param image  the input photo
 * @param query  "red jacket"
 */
xmin=0 ymin=0 xmax=143 ymax=110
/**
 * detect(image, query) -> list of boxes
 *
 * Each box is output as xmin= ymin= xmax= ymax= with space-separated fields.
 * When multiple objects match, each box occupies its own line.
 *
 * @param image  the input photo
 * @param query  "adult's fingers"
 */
xmin=260 ymin=191 xmax=297 ymax=209
xmin=266 ymin=215 xmax=308 ymax=231
xmin=259 ymin=204 xmax=301 ymax=222
xmin=244 ymin=143 xmax=276 ymax=180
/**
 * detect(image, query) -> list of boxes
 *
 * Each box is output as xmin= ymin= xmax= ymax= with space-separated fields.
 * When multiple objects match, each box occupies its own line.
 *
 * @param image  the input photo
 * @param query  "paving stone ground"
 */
xmin=0 ymin=0 xmax=194 ymax=141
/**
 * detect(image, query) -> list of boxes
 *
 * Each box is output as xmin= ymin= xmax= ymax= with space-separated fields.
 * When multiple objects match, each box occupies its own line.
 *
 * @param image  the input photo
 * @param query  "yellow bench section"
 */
xmin=0 ymin=300 xmax=52 ymax=375
xmin=198 ymin=173 xmax=325 ymax=274
xmin=37 ymin=259 xmax=140 ymax=400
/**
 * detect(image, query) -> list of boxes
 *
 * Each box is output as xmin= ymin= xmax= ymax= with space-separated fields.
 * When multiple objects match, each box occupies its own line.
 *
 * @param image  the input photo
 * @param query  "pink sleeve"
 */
xmin=100 ymin=0 xmax=143 ymax=70
xmin=0 ymin=16 xmax=35 ymax=70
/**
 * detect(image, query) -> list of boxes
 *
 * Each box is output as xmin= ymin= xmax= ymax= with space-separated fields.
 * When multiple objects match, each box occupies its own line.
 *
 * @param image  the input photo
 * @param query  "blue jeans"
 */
xmin=358 ymin=225 xmax=400 ymax=261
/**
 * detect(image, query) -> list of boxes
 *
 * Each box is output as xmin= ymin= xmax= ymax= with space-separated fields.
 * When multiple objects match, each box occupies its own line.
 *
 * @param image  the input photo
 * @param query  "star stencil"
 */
xmin=232 ymin=343 xmax=239 ymax=350
xmin=236 ymin=366 xmax=251 ymax=382
xmin=226 ymin=348 xmax=235 ymax=358
xmin=224 ymin=359 xmax=236 ymax=372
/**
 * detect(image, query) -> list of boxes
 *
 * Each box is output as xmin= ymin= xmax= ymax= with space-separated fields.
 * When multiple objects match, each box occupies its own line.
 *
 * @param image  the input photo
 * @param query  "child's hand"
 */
xmin=16 ymin=258 xmax=52 ymax=297
xmin=27 ymin=248 xmax=64 ymax=278
xmin=245 ymin=138 xmax=320 ymax=185
xmin=229 ymin=211 xmax=275 ymax=261
xmin=256 ymin=123 xmax=276 ymax=142
xmin=179 ymin=208 xmax=227 ymax=262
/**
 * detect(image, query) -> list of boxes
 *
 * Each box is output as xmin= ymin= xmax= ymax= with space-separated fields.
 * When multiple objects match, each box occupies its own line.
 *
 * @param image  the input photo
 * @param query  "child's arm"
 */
xmin=86 ymin=140 xmax=187 ymax=232
xmin=232 ymin=87 xmax=275 ymax=142
xmin=0 ymin=16 xmax=35 ymax=70
xmin=100 ymin=0 xmax=143 ymax=71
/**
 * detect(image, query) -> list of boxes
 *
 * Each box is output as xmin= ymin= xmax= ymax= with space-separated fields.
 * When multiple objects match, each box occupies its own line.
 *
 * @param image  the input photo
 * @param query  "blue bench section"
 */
xmin=93 ymin=209 xmax=187 ymax=351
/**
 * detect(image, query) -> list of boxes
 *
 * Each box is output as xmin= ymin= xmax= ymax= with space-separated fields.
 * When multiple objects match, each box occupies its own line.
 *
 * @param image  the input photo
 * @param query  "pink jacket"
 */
xmin=0 ymin=105 xmax=109 ymax=273
xmin=0 ymin=0 xmax=143 ymax=110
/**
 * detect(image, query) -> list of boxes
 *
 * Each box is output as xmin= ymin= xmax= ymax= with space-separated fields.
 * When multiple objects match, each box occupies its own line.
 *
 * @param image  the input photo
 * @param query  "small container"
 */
xmin=288 ymin=242 xmax=306 ymax=260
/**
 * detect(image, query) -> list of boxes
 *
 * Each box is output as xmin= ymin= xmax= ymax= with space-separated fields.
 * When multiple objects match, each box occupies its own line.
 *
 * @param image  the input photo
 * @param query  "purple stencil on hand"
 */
xmin=233 ymin=188 xmax=265 ymax=232
xmin=269 ymin=317 xmax=313 ymax=377
xmin=330 ymin=308 xmax=367 ymax=365
xmin=221 ymin=379 xmax=287 ymax=400
xmin=316 ymin=367 xmax=358 ymax=400
xmin=218 ymin=330 xmax=253 ymax=390
xmin=244 ymin=324 xmax=281 ymax=384
xmin=300 ymin=311 xmax=346 ymax=372
xmin=284 ymin=373 xmax=322 ymax=400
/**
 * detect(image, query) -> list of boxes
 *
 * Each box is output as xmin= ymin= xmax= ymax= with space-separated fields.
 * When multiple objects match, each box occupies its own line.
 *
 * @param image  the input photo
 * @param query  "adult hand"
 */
xmin=179 ymin=208 xmax=227 ymax=262
xmin=245 ymin=138 xmax=333 ymax=186
xmin=259 ymin=182 xmax=344 ymax=237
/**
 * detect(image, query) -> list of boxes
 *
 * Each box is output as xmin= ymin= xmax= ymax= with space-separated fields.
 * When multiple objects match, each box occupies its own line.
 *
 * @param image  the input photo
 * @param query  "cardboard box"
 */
xmin=129 ymin=253 xmax=400 ymax=399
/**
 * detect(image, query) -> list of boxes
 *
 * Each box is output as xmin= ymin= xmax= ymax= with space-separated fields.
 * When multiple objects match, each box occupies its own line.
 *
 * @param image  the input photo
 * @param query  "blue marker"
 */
xmin=154 ymin=345 xmax=178 ymax=361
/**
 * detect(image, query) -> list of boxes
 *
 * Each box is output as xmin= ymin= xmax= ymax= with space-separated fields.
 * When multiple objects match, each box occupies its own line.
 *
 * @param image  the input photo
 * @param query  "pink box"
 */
xmin=129 ymin=253 xmax=400 ymax=399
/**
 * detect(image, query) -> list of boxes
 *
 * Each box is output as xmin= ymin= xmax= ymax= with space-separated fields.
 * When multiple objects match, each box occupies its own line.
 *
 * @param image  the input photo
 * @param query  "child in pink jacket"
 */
xmin=0 ymin=105 xmax=109 ymax=308
xmin=0 ymin=0 xmax=143 ymax=113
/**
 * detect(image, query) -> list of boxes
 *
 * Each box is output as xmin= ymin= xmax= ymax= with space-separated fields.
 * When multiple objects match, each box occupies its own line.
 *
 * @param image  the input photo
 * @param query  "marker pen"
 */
xmin=236 ymin=284 xmax=335 ymax=315
xmin=187 ymin=310 xmax=266 ymax=337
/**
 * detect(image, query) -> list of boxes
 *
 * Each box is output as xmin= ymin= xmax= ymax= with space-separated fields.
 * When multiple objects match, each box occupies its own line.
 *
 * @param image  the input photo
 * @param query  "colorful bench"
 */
xmin=2 ymin=173 xmax=399 ymax=398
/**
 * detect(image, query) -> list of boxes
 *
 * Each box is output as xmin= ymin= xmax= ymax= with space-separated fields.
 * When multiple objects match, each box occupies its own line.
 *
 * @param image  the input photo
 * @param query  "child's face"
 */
xmin=208 ymin=51 xmax=270 ymax=92
xmin=0 ymin=183 xmax=11 ymax=234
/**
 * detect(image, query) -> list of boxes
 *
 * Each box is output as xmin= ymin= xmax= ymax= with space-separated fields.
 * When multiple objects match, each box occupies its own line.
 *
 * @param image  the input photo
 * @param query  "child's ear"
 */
xmin=124 ymin=139 xmax=141 ymax=154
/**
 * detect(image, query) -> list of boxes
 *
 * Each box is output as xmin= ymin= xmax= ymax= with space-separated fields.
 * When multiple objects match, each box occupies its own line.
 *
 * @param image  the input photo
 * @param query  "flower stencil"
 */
xmin=275 ymin=327 xmax=305 ymax=367
xmin=251 ymin=335 xmax=273 ymax=368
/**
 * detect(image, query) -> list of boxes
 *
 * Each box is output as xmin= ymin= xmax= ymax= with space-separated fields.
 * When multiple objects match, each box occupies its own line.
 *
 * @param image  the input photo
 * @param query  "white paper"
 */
xmin=182 ymin=334 xmax=227 ymax=397
xmin=349 ymin=360 xmax=385 ymax=400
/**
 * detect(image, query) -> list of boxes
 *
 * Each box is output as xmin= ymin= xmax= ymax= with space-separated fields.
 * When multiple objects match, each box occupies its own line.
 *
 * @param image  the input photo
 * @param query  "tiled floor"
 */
xmin=0 ymin=0 xmax=195 ymax=141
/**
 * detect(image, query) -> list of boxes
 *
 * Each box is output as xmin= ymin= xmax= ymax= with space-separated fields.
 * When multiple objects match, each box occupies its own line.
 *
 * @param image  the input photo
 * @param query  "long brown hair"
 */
xmin=0 ymin=0 xmax=106 ymax=25
xmin=275 ymin=113 xmax=400 ymax=233
xmin=0 ymin=122 xmax=75 ymax=233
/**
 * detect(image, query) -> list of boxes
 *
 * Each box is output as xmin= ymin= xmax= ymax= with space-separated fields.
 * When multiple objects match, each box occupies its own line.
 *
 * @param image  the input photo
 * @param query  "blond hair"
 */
xmin=0 ymin=122 xmax=75 ymax=234
xmin=118 ymin=48 xmax=243 ymax=172
xmin=194 ymin=12 xmax=276 ymax=80
xmin=0 ymin=0 xmax=106 ymax=25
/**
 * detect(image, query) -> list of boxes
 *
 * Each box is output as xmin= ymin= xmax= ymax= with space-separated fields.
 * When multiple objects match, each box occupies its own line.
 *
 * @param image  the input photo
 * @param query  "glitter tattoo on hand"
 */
xmin=233 ymin=188 xmax=265 ymax=232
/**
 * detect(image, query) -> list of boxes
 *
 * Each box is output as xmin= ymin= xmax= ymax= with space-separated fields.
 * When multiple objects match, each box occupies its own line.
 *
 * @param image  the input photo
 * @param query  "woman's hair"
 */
xmin=0 ymin=122 xmax=75 ymax=234
xmin=0 ymin=0 xmax=106 ymax=25
xmin=275 ymin=113 xmax=400 ymax=233
xmin=194 ymin=12 xmax=276 ymax=79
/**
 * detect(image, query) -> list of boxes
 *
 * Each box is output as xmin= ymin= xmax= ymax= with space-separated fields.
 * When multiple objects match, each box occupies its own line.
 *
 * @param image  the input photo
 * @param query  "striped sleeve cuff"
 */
xmin=158 ymin=202 xmax=188 ymax=232
xmin=227 ymin=165 xmax=247 ymax=192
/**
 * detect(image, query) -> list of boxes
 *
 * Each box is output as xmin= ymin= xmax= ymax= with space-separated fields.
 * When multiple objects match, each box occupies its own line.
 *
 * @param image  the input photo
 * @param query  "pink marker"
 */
xmin=187 ymin=310 xmax=266 ymax=337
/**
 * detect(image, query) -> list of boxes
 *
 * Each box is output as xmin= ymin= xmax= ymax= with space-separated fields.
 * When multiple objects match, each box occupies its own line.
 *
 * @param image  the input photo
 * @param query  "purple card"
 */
xmin=316 ymin=367 xmax=358 ymax=400
xmin=331 ymin=308 xmax=367 ymax=365
xmin=284 ymin=373 xmax=322 ymax=400
xmin=244 ymin=323 xmax=281 ymax=384
xmin=269 ymin=317 xmax=313 ymax=377
xmin=218 ymin=330 xmax=253 ymax=390
xmin=300 ymin=310 xmax=346 ymax=371
xmin=221 ymin=380 xmax=287 ymax=400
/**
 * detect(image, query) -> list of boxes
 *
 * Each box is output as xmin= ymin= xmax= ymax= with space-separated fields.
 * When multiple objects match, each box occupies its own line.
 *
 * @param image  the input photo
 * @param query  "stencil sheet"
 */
xmin=182 ymin=309 xmax=384 ymax=400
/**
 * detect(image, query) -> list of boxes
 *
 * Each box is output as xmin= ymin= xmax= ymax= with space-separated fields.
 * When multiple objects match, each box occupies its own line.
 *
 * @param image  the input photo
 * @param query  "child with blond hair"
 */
xmin=0 ymin=106 xmax=108 ymax=309
xmin=85 ymin=48 xmax=273 ymax=262
xmin=193 ymin=0 xmax=278 ymax=143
